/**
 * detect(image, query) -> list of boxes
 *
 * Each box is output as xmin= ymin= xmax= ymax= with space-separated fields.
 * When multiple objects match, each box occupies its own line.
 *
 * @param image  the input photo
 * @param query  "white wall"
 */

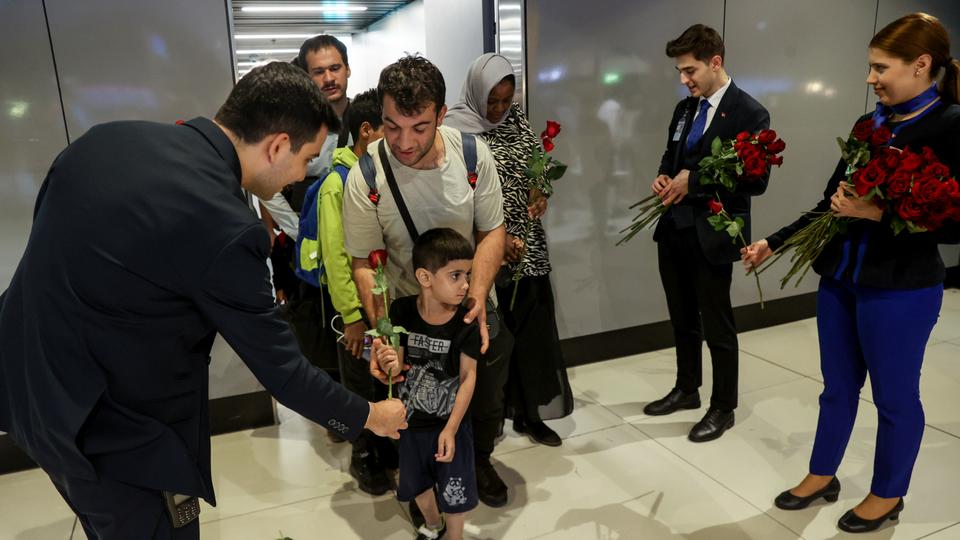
xmin=423 ymin=0 xmax=486 ymax=108
xmin=349 ymin=0 xmax=487 ymax=109
xmin=349 ymin=0 xmax=426 ymax=97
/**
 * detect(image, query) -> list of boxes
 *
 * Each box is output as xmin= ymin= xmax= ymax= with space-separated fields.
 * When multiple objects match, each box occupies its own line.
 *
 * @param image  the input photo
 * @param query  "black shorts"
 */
xmin=396 ymin=421 xmax=478 ymax=514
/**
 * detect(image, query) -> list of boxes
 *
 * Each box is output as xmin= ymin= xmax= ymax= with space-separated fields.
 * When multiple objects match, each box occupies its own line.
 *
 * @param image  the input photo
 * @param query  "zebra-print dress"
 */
xmin=481 ymin=103 xmax=551 ymax=277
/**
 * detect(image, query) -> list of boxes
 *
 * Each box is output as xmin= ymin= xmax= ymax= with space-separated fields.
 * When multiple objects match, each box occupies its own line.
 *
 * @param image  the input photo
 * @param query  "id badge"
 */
xmin=672 ymin=116 xmax=687 ymax=142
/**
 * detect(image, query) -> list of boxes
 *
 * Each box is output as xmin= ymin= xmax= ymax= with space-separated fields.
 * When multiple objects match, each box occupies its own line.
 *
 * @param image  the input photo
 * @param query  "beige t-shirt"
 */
xmin=343 ymin=125 xmax=504 ymax=298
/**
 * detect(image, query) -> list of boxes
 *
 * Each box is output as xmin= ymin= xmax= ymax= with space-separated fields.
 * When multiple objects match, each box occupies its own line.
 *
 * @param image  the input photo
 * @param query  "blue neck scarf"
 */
xmin=872 ymin=82 xmax=940 ymax=130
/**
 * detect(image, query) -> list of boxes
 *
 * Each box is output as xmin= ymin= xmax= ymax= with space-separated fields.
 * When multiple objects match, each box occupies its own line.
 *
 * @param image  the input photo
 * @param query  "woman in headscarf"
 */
xmin=445 ymin=53 xmax=574 ymax=447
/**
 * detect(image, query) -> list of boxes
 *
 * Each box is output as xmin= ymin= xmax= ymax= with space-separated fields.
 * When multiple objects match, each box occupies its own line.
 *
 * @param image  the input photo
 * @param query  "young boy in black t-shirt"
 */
xmin=373 ymin=228 xmax=480 ymax=540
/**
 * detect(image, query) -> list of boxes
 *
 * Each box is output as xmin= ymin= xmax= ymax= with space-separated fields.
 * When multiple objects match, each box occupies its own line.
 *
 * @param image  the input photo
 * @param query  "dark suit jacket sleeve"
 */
xmin=688 ymin=102 xmax=772 ymax=199
xmin=766 ymin=155 xmax=845 ymax=251
xmin=658 ymin=100 xmax=686 ymax=176
xmin=193 ymin=223 xmax=370 ymax=439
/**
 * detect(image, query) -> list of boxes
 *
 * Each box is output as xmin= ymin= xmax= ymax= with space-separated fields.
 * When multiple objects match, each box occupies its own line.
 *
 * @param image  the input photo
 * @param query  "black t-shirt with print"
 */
xmin=389 ymin=296 xmax=481 ymax=431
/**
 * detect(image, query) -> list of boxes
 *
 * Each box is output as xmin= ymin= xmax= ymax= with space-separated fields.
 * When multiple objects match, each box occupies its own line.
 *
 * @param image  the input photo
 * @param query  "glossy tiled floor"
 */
xmin=2 ymin=289 xmax=959 ymax=539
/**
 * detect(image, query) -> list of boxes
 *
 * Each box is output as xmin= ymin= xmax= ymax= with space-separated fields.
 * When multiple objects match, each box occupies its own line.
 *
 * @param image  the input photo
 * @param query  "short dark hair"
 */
xmin=298 ymin=34 xmax=349 ymax=69
xmin=378 ymin=55 xmax=446 ymax=116
xmin=215 ymin=61 xmax=340 ymax=151
xmin=344 ymin=88 xmax=383 ymax=143
xmin=413 ymin=228 xmax=474 ymax=273
xmin=666 ymin=24 xmax=725 ymax=63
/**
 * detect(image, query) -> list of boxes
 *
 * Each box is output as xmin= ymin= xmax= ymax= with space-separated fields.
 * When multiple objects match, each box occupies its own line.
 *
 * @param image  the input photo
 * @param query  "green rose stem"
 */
xmin=509 ymin=216 xmax=535 ymax=310
xmin=387 ymin=368 xmax=393 ymax=399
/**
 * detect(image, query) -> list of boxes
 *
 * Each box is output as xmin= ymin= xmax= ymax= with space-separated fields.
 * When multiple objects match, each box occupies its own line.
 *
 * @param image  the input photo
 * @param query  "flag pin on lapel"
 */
xmin=720 ymin=112 xmax=726 ymax=118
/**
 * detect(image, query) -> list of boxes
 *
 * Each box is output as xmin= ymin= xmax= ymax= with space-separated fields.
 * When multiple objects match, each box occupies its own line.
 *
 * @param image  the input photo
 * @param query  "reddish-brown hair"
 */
xmin=871 ymin=12 xmax=960 ymax=104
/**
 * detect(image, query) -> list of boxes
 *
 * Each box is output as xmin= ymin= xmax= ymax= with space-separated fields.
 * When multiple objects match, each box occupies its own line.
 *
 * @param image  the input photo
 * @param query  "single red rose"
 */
xmin=879 ymin=147 xmax=902 ymax=170
xmin=744 ymin=155 xmax=767 ymax=177
xmin=852 ymin=120 xmax=874 ymax=142
xmin=896 ymin=196 xmax=924 ymax=222
xmin=544 ymin=120 xmax=562 ymax=138
xmin=736 ymin=131 xmax=752 ymax=143
xmin=368 ymin=249 xmax=388 ymax=269
xmin=766 ymin=138 xmax=786 ymax=154
xmin=912 ymin=176 xmax=942 ymax=204
xmin=884 ymin=171 xmax=912 ymax=199
xmin=897 ymin=151 xmax=924 ymax=173
xmin=870 ymin=126 xmax=892 ymax=147
xmin=757 ymin=129 xmax=777 ymax=145
xmin=541 ymin=135 xmax=555 ymax=153
xmin=922 ymin=162 xmax=951 ymax=178
xmin=854 ymin=161 xmax=887 ymax=196
xmin=939 ymin=178 xmax=960 ymax=198
xmin=768 ymin=154 xmax=784 ymax=167
xmin=922 ymin=146 xmax=939 ymax=164
xmin=739 ymin=143 xmax=762 ymax=161
xmin=708 ymin=199 xmax=724 ymax=214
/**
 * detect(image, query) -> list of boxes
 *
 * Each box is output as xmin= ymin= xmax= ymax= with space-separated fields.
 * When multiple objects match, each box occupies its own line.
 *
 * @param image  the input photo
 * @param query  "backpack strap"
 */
xmin=333 ymin=164 xmax=350 ymax=186
xmin=358 ymin=152 xmax=381 ymax=205
xmin=461 ymin=132 xmax=478 ymax=190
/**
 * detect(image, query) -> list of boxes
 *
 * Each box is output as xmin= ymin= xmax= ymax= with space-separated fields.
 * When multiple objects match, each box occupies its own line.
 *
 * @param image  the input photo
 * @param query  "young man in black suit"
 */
xmin=0 ymin=62 xmax=407 ymax=539
xmin=645 ymin=24 xmax=771 ymax=442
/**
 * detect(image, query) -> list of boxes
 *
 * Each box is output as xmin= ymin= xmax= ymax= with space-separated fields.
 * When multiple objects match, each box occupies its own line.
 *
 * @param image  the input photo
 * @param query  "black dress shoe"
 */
xmin=476 ymin=456 xmax=508 ymax=507
xmin=644 ymin=388 xmax=701 ymax=416
xmin=349 ymin=451 xmax=392 ymax=496
xmin=688 ymin=408 xmax=734 ymax=442
xmin=774 ymin=477 xmax=841 ymax=510
xmin=838 ymin=498 xmax=904 ymax=533
xmin=514 ymin=418 xmax=562 ymax=447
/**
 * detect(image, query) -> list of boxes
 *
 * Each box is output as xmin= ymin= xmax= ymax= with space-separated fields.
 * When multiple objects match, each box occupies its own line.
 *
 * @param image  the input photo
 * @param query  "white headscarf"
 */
xmin=443 ymin=53 xmax=516 ymax=134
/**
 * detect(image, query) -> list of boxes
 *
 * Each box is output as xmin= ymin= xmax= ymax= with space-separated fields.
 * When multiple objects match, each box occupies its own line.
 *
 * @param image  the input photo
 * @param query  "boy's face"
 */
xmin=422 ymin=259 xmax=472 ymax=305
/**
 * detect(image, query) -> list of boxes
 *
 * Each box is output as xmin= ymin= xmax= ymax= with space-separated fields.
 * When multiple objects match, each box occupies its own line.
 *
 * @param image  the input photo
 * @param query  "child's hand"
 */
xmin=435 ymin=428 xmax=456 ymax=463
xmin=372 ymin=340 xmax=403 ymax=378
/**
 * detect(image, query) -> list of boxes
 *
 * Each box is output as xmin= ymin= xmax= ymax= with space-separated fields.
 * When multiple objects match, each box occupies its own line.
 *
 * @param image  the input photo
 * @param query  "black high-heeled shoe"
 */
xmin=774 ymin=477 xmax=841 ymax=510
xmin=837 ymin=498 xmax=904 ymax=533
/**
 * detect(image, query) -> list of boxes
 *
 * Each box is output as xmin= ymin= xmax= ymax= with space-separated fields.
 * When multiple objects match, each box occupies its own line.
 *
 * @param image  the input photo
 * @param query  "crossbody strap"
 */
xmin=377 ymin=142 xmax=420 ymax=242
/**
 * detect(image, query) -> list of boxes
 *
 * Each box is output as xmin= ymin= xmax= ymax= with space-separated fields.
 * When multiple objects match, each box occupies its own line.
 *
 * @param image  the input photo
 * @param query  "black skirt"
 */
xmin=496 ymin=273 xmax=574 ymax=422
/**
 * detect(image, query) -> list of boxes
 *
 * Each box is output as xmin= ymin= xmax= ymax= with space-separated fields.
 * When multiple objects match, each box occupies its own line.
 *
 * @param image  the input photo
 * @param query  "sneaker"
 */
xmin=475 ymin=456 xmax=508 ymax=507
xmin=349 ymin=451 xmax=392 ymax=496
xmin=415 ymin=519 xmax=446 ymax=540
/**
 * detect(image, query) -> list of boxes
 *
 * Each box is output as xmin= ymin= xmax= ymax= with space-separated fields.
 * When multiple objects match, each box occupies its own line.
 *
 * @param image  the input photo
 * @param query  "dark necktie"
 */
xmin=685 ymin=99 xmax=712 ymax=152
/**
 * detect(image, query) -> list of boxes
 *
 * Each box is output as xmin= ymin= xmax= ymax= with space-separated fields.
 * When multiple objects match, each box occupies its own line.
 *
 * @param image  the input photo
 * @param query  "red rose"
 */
xmin=708 ymin=199 xmax=724 ymax=214
xmin=895 ymin=196 xmax=924 ymax=222
xmin=922 ymin=162 xmax=951 ymax=178
xmin=766 ymin=138 xmax=786 ymax=154
xmin=757 ymin=129 xmax=777 ymax=145
xmin=897 ymin=150 xmax=924 ymax=173
xmin=854 ymin=161 xmax=887 ymax=196
xmin=736 ymin=131 xmax=752 ymax=143
xmin=738 ymin=143 xmax=761 ymax=161
xmin=870 ymin=126 xmax=892 ymax=147
xmin=852 ymin=120 xmax=874 ymax=142
xmin=744 ymin=155 xmax=767 ymax=177
xmin=368 ymin=249 xmax=388 ymax=269
xmin=544 ymin=120 xmax=562 ymax=138
xmin=912 ymin=176 xmax=942 ymax=204
xmin=768 ymin=154 xmax=784 ymax=167
xmin=922 ymin=146 xmax=939 ymax=164
xmin=541 ymin=134 xmax=555 ymax=153
xmin=884 ymin=171 xmax=912 ymax=199
xmin=939 ymin=178 xmax=960 ymax=198
xmin=879 ymin=147 xmax=902 ymax=170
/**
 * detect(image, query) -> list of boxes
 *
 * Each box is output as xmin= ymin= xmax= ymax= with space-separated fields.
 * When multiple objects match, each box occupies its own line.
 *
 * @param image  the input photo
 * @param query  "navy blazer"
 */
xmin=767 ymin=103 xmax=960 ymax=289
xmin=0 ymin=117 xmax=369 ymax=505
xmin=654 ymin=80 xmax=772 ymax=264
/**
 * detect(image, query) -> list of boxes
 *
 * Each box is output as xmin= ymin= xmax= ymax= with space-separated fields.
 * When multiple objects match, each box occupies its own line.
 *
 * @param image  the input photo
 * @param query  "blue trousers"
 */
xmin=811 ymin=277 xmax=943 ymax=497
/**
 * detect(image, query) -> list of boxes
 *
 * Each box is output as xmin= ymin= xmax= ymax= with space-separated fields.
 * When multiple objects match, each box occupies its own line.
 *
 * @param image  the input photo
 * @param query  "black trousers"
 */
xmin=470 ymin=304 xmax=514 ymax=458
xmin=335 ymin=335 xmax=391 ymax=458
xmin=496 ymin=274 xmax=574 ymax=422
xmin=657 ymin=223 xmax=739 ymax=411
xmin=47 ymin=471 xmax=199 ymax=540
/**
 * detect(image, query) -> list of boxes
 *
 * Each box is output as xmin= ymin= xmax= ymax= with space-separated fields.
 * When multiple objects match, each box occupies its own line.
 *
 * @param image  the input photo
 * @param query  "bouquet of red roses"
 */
xmin=617 ymin=129 xmax=785 ymax=247
xmin=509 ymin=120 xmax=567 ymax=310
xmin=366 ymin=249 xmax=407 ymax=398
xmin=758 ymin=120 xmax=960 ymax=288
